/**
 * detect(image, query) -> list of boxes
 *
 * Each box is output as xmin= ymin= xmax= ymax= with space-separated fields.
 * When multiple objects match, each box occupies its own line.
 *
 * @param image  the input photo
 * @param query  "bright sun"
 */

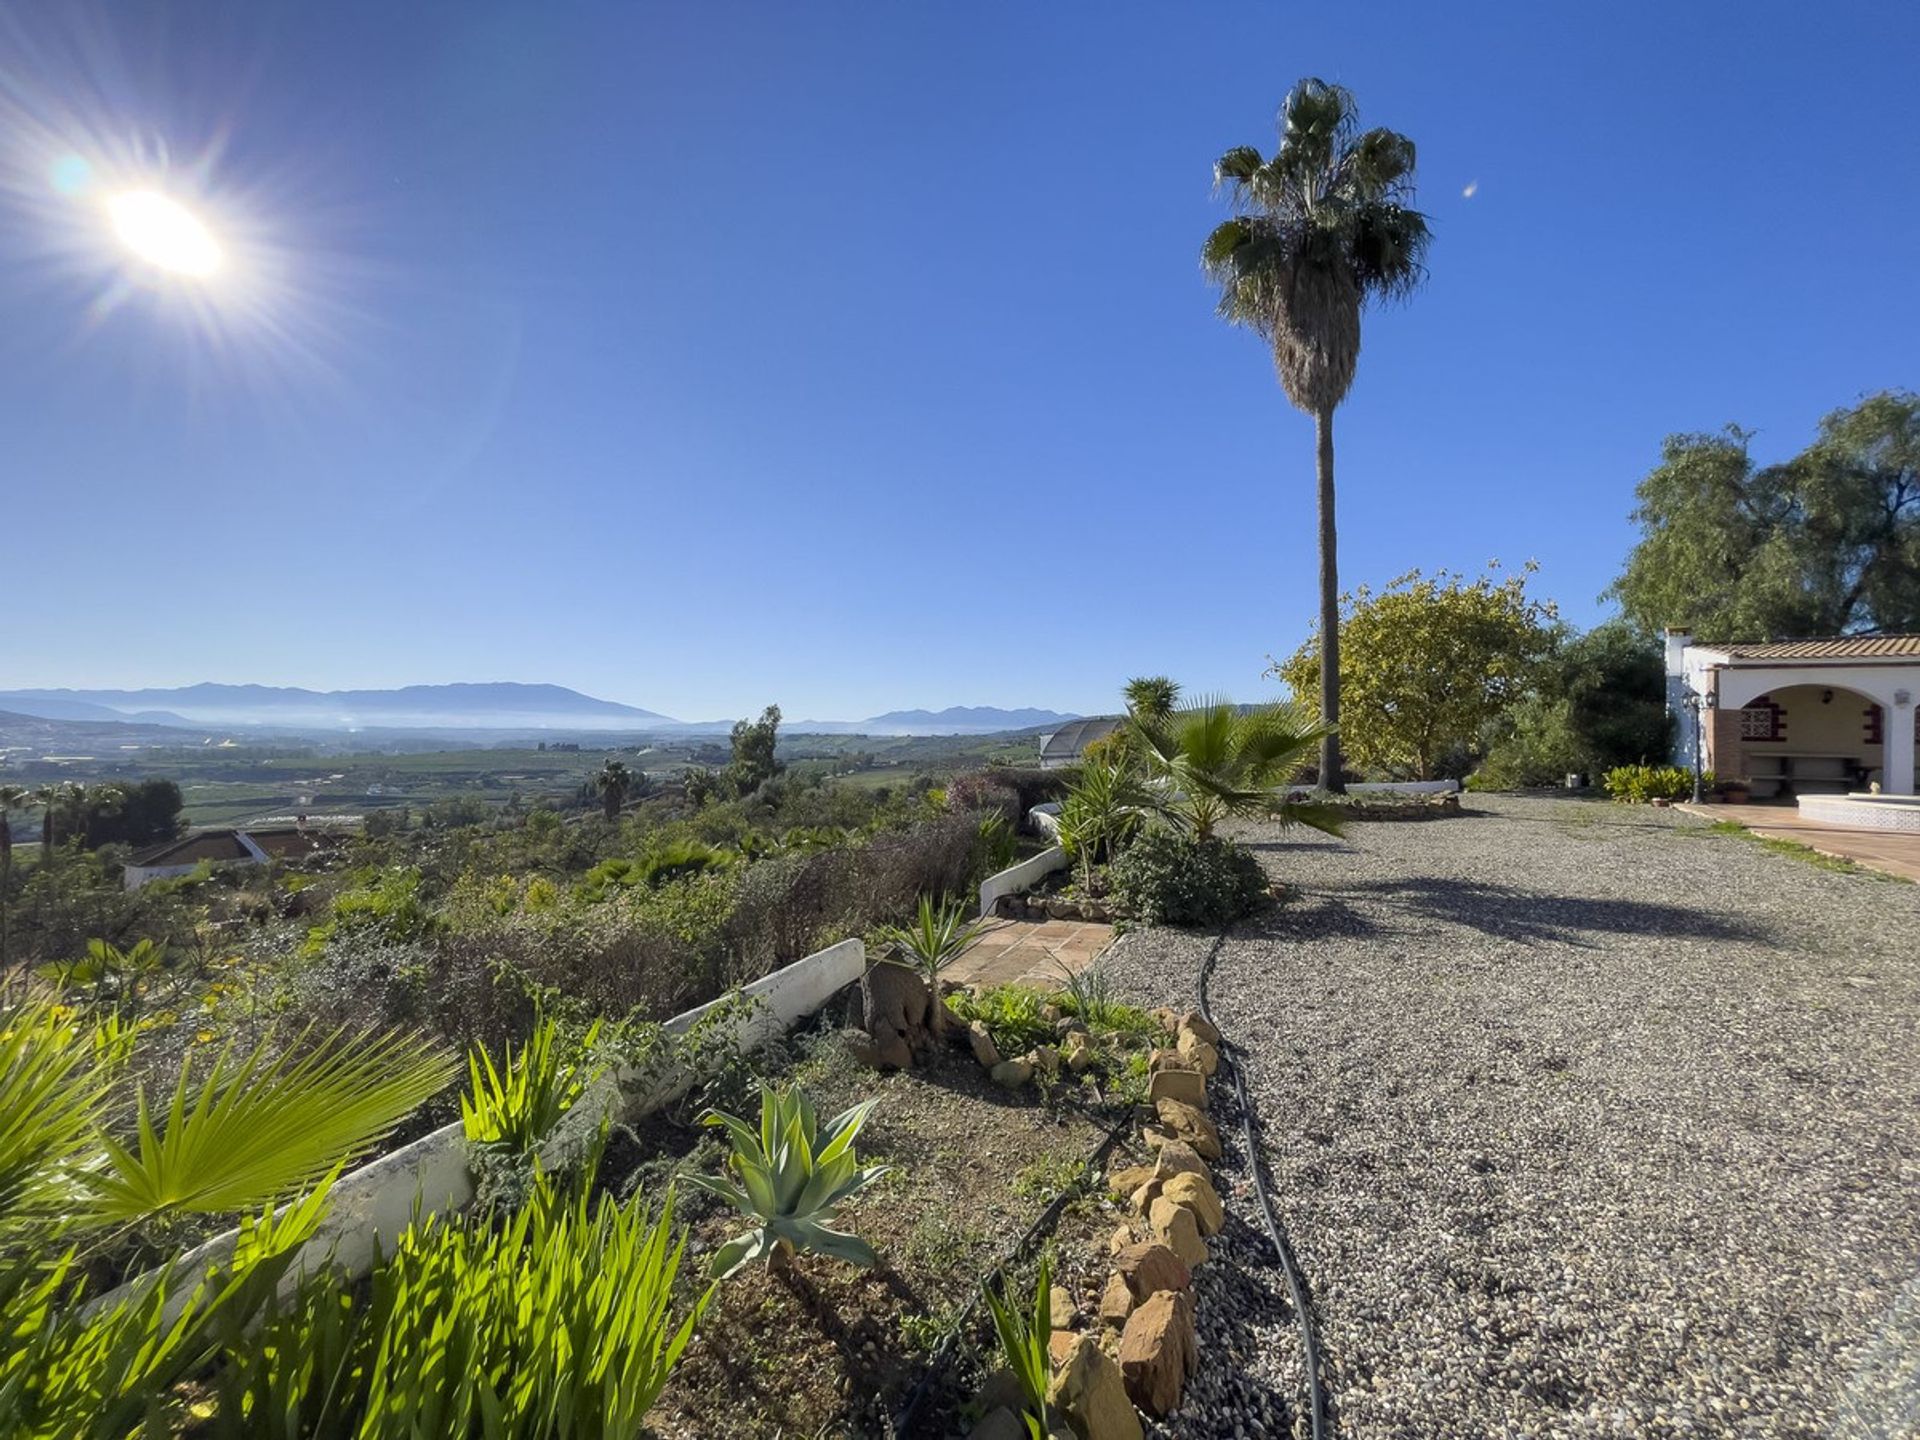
xmin=107 ymin=188 xmax=223 ymax=277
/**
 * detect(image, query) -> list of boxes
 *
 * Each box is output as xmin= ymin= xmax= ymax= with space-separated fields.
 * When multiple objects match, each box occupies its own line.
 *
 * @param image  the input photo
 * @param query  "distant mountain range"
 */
xmin=0 ymin=686 xmax=1078 ymax=739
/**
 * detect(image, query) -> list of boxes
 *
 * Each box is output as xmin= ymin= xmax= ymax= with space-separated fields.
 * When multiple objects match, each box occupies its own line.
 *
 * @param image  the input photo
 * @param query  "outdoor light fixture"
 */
xmin=1822 ymin=689 xmax=1834 ymax=704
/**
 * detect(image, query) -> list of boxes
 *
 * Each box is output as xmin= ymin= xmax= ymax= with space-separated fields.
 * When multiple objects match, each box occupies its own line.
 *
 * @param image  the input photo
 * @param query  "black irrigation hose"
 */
xmin=889 ymin=1103 xmax=1137 ymax=1438
xmin=1198 ymin=928 xmax=1330 ymax=1440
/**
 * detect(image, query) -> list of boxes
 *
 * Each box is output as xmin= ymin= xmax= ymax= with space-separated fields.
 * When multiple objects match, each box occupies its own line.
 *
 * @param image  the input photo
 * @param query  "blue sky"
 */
xmin=2 ymin=2 xmax=1914 ymax=722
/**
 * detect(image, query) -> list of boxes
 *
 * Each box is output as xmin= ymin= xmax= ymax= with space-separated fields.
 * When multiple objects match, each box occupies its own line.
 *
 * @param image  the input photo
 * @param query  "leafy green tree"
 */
xmin=1609 ymin=391 xmax=1920 ymax=639
xmin=593 ymin=759 xmax=632 ymax=822
xmin=1130 ymin=698 xmax=1336 ymax=840
xmin=0 ymin=785 xmax=25 ymax=965
xmin=725 ymin=705 xmax=783 ymax=797
xmin=1275 ymin=565 xmax=1558 ymax=780
xmin=1204 ymin=79 xmax=1431 ymax=792
xmin=1474 ymin=622 xmax=1673 ymax=788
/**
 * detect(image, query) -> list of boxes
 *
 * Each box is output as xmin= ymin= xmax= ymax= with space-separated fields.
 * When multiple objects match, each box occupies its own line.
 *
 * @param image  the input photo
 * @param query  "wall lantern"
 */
xmin=1821 ymin=689 xmax=1834 ymax=704
xmin=1897 ymin=690 xmax=1913 ymax=708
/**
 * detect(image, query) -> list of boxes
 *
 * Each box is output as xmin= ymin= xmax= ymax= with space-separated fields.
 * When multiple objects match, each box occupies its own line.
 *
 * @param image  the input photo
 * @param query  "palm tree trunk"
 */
xmin=1314 ymin=405 xmax=1345 ymax=793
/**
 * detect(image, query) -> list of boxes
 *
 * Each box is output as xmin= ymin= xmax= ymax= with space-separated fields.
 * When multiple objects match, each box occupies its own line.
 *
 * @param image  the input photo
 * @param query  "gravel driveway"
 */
xmin=1101 ymin=795 xmax=1920 ymax=1439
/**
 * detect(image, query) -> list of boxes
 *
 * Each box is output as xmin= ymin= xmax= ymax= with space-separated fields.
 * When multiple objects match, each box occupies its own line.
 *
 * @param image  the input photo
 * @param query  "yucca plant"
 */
xmin=461 ymin=1014 xmax=604 ymax=1156
xmin=983 ymin=1254 xmax=1054 ymax=1439
xmin=1057 ymin=762 xmax=1151 ymax=889
xmin=875 ymin=894 xmax=985 ymax=1040
xmin=688 ymin=1082 xmax=888 ymax=1279
xmin=80 ymin=1027 xmax=454 ymax=1223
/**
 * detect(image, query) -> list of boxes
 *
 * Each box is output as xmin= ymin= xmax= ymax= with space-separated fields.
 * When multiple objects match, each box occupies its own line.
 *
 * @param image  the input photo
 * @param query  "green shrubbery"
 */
xmin=1602 ymin=764 xmax=1704 ymax=803
xmin=1108 ymin=828 xmax=1268 ymax=928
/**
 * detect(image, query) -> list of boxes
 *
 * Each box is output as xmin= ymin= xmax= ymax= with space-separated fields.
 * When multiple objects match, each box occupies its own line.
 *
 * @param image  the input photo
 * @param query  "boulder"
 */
xmin=1029 ymin=1044 xmax=1061 ymax=1075
xmin=1107 ymin=1225 xmax=1134 ymax=1255
xmin=860 ymin=962 xmax=932 ymax=1069
xmin=1151 ymin=1099 xmax=1221 ymax=1160
xmin=1118 ymin=1290 xmax=1198 ymax=1417
xmin=1111 ymin=1242 xmax=1191 ymax=1301
xmin=1127 ymin=1179 xmax=1162 ymax=1215
xmin=1151 ymin=1141 xmax=1208 ymax=1183
xmin=991 ymin=1058 xmax=1035 ymax=1088
xmin=1063 ymin=1031 xmax=1095 ymax=1072
xmin=1099 ymin=1271 xmax=1136 ymax=1327
xmin=968 ymin=1020 xmax=1002 ymax=1069
xmin=838 ymin=1028 xmax=883 ymax=1068
xmin=1149 ymin=1007 xmax=1179 ymax=1037
xmin=1148 ymin=1196 xmax=1209 ymax=1267
xmin=1046 ymin=1333 xmax=1143 ymax=1440
xmin=1048 ymin=1329 xmax=1079 ymax=1367
xmin=1176 ymin=1011 xmax=1220 ymax=1046
xmin=1160 ymin=1171 xmax=1224 ymax=1237
xmin=1147 ymin=1048 xmax=1189 ymax=1074
xmin=968 ymin=1408 xmax=1028 ymax=1440
xmin=1106 ymin=1163 xmax=1156 ymax=1198
xmin=978 ymin=1370 xmax=1028 ymax=1414
xmin=1049 ymin=1284 xmax=1077 ymax=1330
xmin=1147 ymin=1067 xmax=1206 ymax=1108
xmin=1175 ymin=1031 xmax=1219 ymax=1077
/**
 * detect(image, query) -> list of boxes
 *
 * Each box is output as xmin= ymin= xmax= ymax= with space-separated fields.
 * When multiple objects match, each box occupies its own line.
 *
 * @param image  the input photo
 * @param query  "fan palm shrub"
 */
xmin=875 ymin=894 xmax=984 ymax=1040
xmin=1130 ymin=699 xmax=1340 ymax=840
xmin=688 ymin=1082 xmax=888 ymax=1279
xmin=1204 ymin=78 xmax=1430 ymax=791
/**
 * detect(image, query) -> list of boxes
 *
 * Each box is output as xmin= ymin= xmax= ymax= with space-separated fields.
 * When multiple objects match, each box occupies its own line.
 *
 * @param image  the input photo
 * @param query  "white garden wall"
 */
xmin=112 ymin=938 xmax=867 ymax=1323
xmin=978 ymin=845 xmax=1068 ymax=917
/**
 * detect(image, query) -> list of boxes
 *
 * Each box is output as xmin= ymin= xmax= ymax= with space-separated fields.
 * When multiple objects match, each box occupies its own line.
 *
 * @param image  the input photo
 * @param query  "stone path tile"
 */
xmin=944 ymin=916 xmax=1114 ymax=990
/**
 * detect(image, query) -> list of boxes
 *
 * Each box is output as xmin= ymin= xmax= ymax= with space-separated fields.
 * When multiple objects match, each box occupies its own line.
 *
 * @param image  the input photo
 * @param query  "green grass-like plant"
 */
xmin=983 ymin=1253 xmax=1054 ymax=1439
xmin=461 ymin=1014 xmax=604 ymax=1156
xmin=688 ymin=1082 xmax=889 ymax=1279
xmin=946 ymin=985 xmax=1055 ymax=1058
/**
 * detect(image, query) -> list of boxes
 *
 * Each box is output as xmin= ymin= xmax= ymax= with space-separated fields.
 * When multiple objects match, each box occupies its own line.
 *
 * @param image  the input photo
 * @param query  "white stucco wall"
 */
xmin=106 ymin=937 xmax=866 ymax=1323
xmin=979 ymin=845 xmax=1068 ymax=916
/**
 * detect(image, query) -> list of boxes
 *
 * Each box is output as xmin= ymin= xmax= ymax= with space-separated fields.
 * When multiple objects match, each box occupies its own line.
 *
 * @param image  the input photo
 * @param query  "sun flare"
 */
xmin=107 ymin=188 xmax=223 ymax=277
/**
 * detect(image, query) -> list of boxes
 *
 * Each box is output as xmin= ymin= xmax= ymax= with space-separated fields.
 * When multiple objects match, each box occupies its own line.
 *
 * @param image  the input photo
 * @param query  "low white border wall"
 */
xmin=1028 ymin=802 xmax=1062 ymax=840
xmin=1281 ymin=779 xmax=1461 ymax=797
xmin=978 ymin=845 xmax=1068 ymax=917
xmin=113 ymin=937 xmax=866 ymax=1320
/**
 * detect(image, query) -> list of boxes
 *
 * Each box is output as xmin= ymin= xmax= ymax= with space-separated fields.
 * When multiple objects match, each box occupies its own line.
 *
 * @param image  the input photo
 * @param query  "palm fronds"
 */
xmin=0 ymin=1002 xmax=102 ymax=1234
xmin=81 ymin=1028 xmax=454 ymax=1222
xmin=1130 ymin=698 xmax=1342 ymax=840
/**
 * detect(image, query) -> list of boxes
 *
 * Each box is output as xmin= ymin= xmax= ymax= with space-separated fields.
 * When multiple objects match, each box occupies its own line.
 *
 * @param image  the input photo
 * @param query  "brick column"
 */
xmin=1706 ymin=709 xmax=1744 ymax=781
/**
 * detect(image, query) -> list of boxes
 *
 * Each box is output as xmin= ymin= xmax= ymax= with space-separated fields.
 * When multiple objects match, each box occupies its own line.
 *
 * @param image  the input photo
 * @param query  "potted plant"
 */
xmin=1719 ymin=778 xmax=1752 ymax=805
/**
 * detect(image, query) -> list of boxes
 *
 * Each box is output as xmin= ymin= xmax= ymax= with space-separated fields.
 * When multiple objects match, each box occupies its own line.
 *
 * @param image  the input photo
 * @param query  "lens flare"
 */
xmin=107 ymin=189 xmax=223 ymax=277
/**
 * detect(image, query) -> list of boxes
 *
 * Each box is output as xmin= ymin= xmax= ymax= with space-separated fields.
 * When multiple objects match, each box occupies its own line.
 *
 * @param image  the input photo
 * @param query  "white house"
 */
xmin=1665 ymin=632 xmax=1920 ymax=816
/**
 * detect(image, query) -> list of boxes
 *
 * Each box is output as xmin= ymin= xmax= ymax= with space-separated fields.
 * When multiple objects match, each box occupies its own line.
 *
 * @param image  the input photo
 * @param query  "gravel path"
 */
xmin=1100 ymin=795 xmax=1920 ymax=1439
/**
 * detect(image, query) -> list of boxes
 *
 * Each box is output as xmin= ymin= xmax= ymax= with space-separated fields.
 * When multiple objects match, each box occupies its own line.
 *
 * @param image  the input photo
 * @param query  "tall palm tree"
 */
xmin=1130 ymin=698 xmax=1340 ymax=841
xmin=1203 ymin=79 xmax=1430 ymax=793
xmin=32 ymin=784 xmax=67 ymax=866
xmin=0 ymin=785 xmax=25 ymax=967
xmin=1122 ymin=676 xmax=1181 ymax=722
xmin=594 ymin=759 xmax=633 ymax=822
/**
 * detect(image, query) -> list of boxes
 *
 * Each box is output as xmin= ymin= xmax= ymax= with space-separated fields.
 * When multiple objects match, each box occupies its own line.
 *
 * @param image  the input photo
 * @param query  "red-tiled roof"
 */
xmin=1708 ymin=635 xmax=1920 ymax=661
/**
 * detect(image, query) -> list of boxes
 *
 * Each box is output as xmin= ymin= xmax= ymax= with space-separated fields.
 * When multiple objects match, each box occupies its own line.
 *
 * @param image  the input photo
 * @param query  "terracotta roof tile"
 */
xmin=1712 ymin=635 xmax=1920 ymax=661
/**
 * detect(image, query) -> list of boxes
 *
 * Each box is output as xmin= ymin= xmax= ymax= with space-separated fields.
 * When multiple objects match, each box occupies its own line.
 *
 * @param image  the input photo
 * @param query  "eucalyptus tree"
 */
xmin=1204 ymin=79 xmax=1430 ymax=791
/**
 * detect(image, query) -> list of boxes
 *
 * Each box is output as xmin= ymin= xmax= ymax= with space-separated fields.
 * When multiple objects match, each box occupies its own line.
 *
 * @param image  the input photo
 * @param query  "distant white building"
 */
xmin=123 ymin=824 xmax=351 ymax=890
xmin=1036 ymin=716 xmax=1123 ymax=770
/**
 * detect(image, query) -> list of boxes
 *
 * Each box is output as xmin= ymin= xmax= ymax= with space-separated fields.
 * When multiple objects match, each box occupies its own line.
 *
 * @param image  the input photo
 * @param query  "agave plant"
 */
xmin=687 ymin=1083 xmax=888 ymax=1279
xmin=983 ymin=1253 xmax=1055 ymax=1439
xmin=1130 ymin=698 xmax=1342 ymax=840
xmin=875 ymin=895 xmax=984 ymax=1039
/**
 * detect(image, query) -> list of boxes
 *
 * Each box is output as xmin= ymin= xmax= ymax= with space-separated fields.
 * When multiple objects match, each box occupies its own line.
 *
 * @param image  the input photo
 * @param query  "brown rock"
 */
xmin=1049 ymin=1284 xmax=1077 ymax=1330
xmin=1149 ymin=1006 xmax=1179 ymax=1036
xmin=1048 ymin=1328 xmax=1079 ymax=1367
xmin=1152 ymin=1140 xmax=1208 ymax=1183
xmin=1099 ymin=1271 xmax=1136 ymax=1326
xmin=1148 ymin=1196 xmax=1209 ymax=1267
xmin=1161 ymin=1170 xmax=1224 ymax=1237
xmin=1127 ymin=1178 xmax=1162 ymax=1215
xmin=978 ymin=1369 xmax=1027 ymax=1414
xmin=1152 ymin=1099 xmax=1221 ymax=1160
xmin=1106 ymin=1163 xmax=1156 ymax=1198
xmin=1176 ymin=1011 xmax=1220 ymax=1046
xmin=1147 ymin=1048 xmax=1190 ymax=1073
xmin=1107 ymin=1225 xmax=1133 ymax=1255
xmin=1175 ymin=1031 xmax=1219 ymax=1077
xmin=1046 ymin=1333 xmax=1143 ymax=1440
xmin=1118 ymin=1290 xmax=1198 ymax=1417
xmin=1063 ymin=1031 xmax=1095 ymax=1072
xmin=1147 ymin=1066 xmax=1206 ymax=1108
xmin=968 ymin=1020 xmax=1002 ymax=1069
xmin=968 ymin=1408 xmax=1027 ymax=1440
xmin=991 ymin=1058 xmax=1035 ymax=1088
xmin=860 ymin=962 xmax=931 ymax=1069
xmin=1028 ymin=1044 xmax=1061 ymax=1074
xmin=1111 ymin=1241 xmax=1191 ymax=1301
